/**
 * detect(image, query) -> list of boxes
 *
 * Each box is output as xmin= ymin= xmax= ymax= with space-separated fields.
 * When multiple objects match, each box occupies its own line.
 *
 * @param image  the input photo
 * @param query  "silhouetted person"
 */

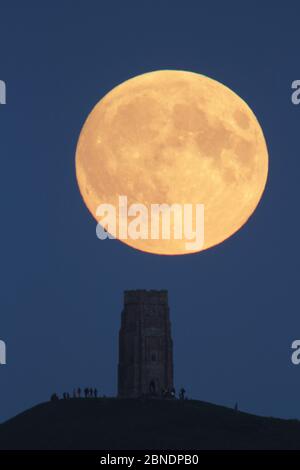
xmin=84 ymin=387 xmax=89 ymax=398
xmin=149 ymin=380 xmax=156 ymax=395
xmin=179 ymin=388 xmax=186 ymax=400
xmin=234 ymin=402 xmax=238 ymax=412
xmin=63 ymin=392 xmax=67 ymax=400
xmin=50 ymin=393 xmax=59 ymax=402
xmin=171 ymin=387 xmax=176 ymax=398
xmin=77 ymin=387 xmax=81 ymax=398
xmin=89 ymin=388 xmax=93 ymax=397
xmin=94 ymin=388 xmax=98 ymax=398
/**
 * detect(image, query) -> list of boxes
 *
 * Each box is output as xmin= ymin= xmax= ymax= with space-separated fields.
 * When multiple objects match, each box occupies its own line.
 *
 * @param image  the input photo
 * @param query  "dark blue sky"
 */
xmin=0 ymin=1 xmax=299 ymax=422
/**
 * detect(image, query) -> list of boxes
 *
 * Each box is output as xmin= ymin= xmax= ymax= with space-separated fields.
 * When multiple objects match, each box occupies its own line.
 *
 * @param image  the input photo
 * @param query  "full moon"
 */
xmin=75 ymin=70 xmax=268 ymax=255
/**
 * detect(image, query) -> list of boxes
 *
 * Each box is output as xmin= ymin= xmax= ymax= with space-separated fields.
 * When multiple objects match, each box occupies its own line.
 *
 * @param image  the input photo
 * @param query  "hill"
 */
xmin=0 ymin=398 xmax=300 ymax=450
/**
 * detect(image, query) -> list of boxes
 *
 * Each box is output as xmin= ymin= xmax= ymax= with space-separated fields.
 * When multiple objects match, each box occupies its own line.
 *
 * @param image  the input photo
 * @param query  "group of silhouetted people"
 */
xmin=144 ymin=384 xmax=186 ymax=400
xmin=50 ymin=386 xmax=187 ymax=402
xmin=73 ymin=387 xmax=98 ymax=399
xmin=161 ymin=387 xmax=186 ymax=400
xmin=161 ymin=387 xmax=176 ymax=398
xmin=50 ymin=387 xmax=99 ymax=402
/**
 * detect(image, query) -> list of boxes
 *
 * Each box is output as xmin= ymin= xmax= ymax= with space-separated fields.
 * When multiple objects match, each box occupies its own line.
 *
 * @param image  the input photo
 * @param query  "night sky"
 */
xmin=1 ymin=1 xmax=299 ymax=422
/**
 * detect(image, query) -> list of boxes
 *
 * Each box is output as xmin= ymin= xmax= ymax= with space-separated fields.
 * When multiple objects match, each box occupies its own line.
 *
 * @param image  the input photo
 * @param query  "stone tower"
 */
xmin=118 ymin=290 xmax=174 ymax=398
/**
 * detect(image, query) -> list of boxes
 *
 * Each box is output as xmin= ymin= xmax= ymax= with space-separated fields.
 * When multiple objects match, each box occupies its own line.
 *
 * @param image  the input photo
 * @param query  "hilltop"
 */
xmin=0 ymin=398 xmax=300 ymax=450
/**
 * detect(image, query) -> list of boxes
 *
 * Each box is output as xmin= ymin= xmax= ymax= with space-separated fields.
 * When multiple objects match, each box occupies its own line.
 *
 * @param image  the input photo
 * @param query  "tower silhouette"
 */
xmin=118 ymin=290 xmax=174 ymax=398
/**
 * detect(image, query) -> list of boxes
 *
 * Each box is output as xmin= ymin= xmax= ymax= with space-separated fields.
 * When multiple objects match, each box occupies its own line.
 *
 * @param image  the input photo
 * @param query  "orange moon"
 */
xmin=75 ymin=70 xmax=268 ymax=255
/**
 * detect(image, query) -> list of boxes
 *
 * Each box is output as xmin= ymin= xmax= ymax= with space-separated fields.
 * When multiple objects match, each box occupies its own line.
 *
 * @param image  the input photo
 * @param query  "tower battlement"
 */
xmin=124 ymin=290 xmax=168 ymax=305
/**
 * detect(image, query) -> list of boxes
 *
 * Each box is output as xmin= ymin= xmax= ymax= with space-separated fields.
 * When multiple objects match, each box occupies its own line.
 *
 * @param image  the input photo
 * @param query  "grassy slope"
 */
xmin=0 ymin=398 xmax=299 ymax=450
